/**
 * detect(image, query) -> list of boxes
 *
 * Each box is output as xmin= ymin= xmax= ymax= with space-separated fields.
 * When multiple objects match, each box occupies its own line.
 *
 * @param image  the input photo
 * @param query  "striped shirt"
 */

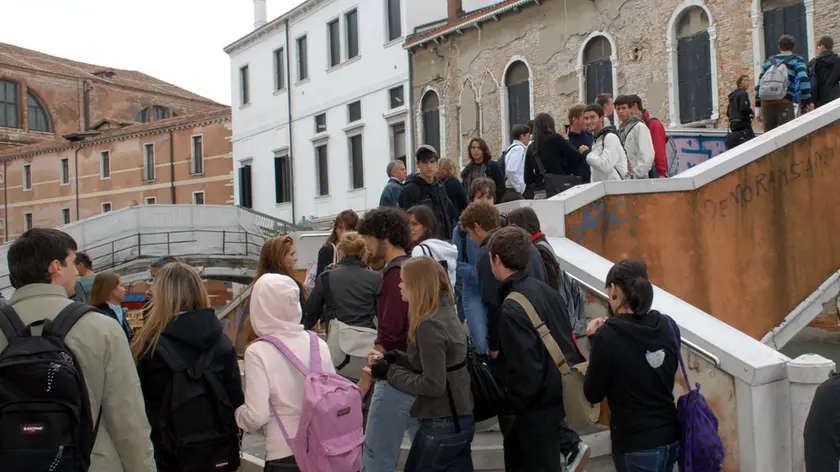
xmin=756 ymin=53 xmax=811 ymax=106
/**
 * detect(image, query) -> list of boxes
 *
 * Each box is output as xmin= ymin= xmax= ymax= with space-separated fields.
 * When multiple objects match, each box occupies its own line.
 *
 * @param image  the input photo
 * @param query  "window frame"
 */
xmin=192 ymin=191 xmax=205 ymax=205
xmin=145 ymin=197 xmax=157 ymax=205
xmin=239 ymin=65 xmax=250 ymax=106
xmin=386 ymin=0 xmax=402 ymax=42
xmin=26 ymin=91 xmax=51 ymax=132
xmin=60 ymin=158 xmax=70 ymax=186
xmin=101 ymin=202 xmax=112 ymax=213
xmin=273 ymin=47 xmax=286 ymax=91
xmin=420 ymin=91 xmax=441 ymax=155
xmin=315 ymin=113 xmax=327 ymax=133
xmin=143 ymin=143 xmax=155 ymax=181
xmin=191 ymin=134 xmax=204 ymax=175
xmin=328 ymin=18 xmax=342 ymax=68
xmin=0 ymin=80 xmax=20 ymax=129
xmin=348 ymin=132 xmax=364 ymax=190
xmin=24 ymin=212 xmax=33 ymax=231
xmin=390 ymin=121 xmax=407 ymax=165
xmin=297 ymin=35 xmax=309 ymax=81
xmin=348 ymin=101 xmax=362 ymax=122
xmin=345 ymin=8 xmax=359 ymax=60
xmin=100 ymin=150 xmax=111 ymax=180
xmin=389 ymin=86 xmax=404 ymax=109
xmin=274 ymin=152 xmax=293 ymax=204
xmin=23 ymin=163 xmax=32 ymax=191
xmin=315 ymin=144 xmax=330 ymax=197
xmin=61 ymin=208 xmax=71 ymax=225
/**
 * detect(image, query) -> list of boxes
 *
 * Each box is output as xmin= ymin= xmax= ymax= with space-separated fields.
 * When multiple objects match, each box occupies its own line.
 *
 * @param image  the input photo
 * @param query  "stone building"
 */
xmin=405 ymin=0 xmax=838 ymax=166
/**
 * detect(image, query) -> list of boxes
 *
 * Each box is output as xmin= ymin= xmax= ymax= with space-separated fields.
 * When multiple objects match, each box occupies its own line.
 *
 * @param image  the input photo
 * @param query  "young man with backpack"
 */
xmin=756 ymin=34 xmax=812 ymax=131
xmin=581 ymin=103 xmax=628 ymax=182
xmin=399 ymin=145 xmax=457 ymax=240
xmin=629 ymin=95 xmax=670 ymax=178
xmin=499 ymin=124 xmax=531 ymax=203
xmin=809 ymin=35 xmax=840 ymax=109
xmin=615 ymin=95 xmax=655 ymax=179
xmin=0 ymin=228 xmax=156 ymax=472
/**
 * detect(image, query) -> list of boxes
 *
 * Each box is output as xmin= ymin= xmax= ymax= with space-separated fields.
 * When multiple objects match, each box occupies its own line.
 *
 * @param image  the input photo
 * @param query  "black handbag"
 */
xmin=465 ymin=341 xmax=509 ymax=422
xmin=532 ymin=147 xmax=581 ymax=199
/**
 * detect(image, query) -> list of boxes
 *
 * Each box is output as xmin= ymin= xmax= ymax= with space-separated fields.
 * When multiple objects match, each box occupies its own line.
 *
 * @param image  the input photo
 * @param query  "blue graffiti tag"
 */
xmin=570 ymin=200 xmax=637 ymax=243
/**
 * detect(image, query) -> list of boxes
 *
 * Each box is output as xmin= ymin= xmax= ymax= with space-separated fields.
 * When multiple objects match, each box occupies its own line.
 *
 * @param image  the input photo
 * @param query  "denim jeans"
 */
xmin=404 ymin=416 xmax=475 ymax=472
xmin=613 ymin=441 xmax=680 ymax=472
xmin=462 ymin=284 xmax=488 ymax=354
xmin=362 ymin=380 xmax=420 ymax=472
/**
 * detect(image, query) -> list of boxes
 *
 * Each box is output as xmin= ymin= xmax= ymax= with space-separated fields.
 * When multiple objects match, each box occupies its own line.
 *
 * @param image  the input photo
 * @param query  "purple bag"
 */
xmin=665 ymin=316 xmax=725 ymax=472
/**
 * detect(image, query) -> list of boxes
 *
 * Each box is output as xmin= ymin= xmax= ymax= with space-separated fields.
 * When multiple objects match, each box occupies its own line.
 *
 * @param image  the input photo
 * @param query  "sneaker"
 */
xmin=565 ymin=442 xmax=590 ymax=472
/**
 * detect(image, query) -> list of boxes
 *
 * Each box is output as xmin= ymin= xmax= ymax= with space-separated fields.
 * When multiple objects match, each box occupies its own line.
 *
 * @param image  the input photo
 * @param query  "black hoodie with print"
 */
xmin=399 ymin=173 xmax=456 ymax=240
xmin=584 ymin=310 xmax=680 ymax=454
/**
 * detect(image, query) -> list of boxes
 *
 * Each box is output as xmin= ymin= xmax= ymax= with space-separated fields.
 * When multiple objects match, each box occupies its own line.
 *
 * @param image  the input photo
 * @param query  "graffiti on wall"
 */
xmin=569 ymin=200 xmax=638 ymax=244
xmin=672 ymin=135 xmax=728 ymax=172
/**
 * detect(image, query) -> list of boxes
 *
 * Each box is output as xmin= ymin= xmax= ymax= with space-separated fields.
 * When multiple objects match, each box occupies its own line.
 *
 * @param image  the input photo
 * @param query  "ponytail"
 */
xmin=605 ymin=259 xmax=654 ymax=315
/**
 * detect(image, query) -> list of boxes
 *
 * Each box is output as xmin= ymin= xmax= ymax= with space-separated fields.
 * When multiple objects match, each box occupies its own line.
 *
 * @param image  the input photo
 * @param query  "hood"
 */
xmin=162 ymin=308 xmax=223 ymax=351
xmin=728 ymin=89 xmax=747 ymax=100
xmin=624 ymin=115 xmax=643 ymax=127
xmin=595 ymin=126 xmax=619 ymax=140
xmin=603 ymin=310 xmax=671 ymax=352
xmin=439 ymin=175 xmax=459 ymax=186
xmin=406 ymin=172 xmax=435 ymax=188
xmin=816 ymin=51 xmax=840 ymax=67
xmin=249 ymin=273 xmax=304 ymax=337
xmin=417 ymin=238 xmax=458 ymax=264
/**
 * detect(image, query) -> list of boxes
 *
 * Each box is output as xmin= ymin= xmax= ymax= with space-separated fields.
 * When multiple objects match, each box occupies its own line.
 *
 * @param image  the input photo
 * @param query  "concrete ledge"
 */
xmin=762 ymin=267 xmax=840 ymax=350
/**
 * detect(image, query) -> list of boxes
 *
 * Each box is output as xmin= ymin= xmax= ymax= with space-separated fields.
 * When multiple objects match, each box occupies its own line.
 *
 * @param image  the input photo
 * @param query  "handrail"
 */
xmin=568 ymin=273 xmax=722 ymax=368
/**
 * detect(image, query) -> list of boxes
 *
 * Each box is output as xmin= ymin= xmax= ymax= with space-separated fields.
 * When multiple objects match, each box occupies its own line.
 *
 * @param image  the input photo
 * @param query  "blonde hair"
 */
xmin=88 ymin=271 xmax=121 ymax=306
xmin=437 ymin=158 xmax=458 ymax=178
xmin=337 ymin=231 xmax=366 ymax=259
xmin=401 ymin=257 xmax=454 ymax=344
xmin=131 ymin=262 xmax=211 ymax=361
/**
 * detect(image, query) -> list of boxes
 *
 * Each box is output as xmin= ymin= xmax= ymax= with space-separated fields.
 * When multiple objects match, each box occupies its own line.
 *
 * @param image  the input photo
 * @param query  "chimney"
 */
xmin=447 ymin=0 xmax=463 ymax=24
xmin=254 ymin=0 xmax=267 ymax=29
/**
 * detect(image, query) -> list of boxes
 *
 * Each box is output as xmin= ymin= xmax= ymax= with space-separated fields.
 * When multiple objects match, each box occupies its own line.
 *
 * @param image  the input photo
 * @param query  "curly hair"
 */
xmin=437 ymin=158 xmax=458 ymax=178
xmin=467 ymin=137 xmax=492 ymax=164
xmin=460 ymin=201 xmax=501 ymax=233
xmin=357 ymin=207 xmax=411 ymax=249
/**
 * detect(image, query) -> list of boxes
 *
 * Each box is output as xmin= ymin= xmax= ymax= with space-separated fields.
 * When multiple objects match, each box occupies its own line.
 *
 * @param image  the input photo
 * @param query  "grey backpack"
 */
xmin=759 ymin=56 xmax=791 ymax=102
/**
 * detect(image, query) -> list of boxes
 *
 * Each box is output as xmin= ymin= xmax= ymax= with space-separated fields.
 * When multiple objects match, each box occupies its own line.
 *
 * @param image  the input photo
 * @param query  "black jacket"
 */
xmin=440 ymin=175 xmax=469 ymax=218
xmin=804 ymin=373 xmax=840 ymax=471
xmin=399 ymin=173 xmax=456 ymax=240
xmin=566 ymin=130 xmax=594 ymax=184
xmin=524 ymin=133 xmax=585 ymax=186
xmin=584 ymin=310 xmax=680 ymax=454
xmin=316 ymin=243 xmax=338 ymax=279
xmin=136 ymin=308 xmax=244 ymax=467
xmin=727 ymin=89 xmax=754 ymax=131
xmin=460 ymin=159 xmax=505 ymax=202
xmin=95 ymin=303 xmax=133 ymax=341
xmin=497 ymin=272 xmax=583 ymax=414
xmin=810 ymin=51 xmax=840 ymax=108
xmin=303 ymin=256 xmax=380 ymax=330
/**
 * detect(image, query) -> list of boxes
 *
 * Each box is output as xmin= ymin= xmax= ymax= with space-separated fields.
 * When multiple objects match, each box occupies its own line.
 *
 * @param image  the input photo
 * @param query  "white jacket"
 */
xmin=411 ymin=238 xmax=458 ymax=288
xmin=619 ymin=117 xmax=655 ymax=179
xmin=586 ymin=130 xmax=628 ymax=182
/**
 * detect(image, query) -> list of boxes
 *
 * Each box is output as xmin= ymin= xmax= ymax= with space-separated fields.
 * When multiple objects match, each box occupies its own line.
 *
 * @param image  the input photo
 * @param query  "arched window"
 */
xmin=26 ymin=91 xmax=51 ymax=132
xmin=0 ymin=80 xmax=20 ymax=129
xmin=676 ymin=7 xmax=713 ymax=123
xmin=762 ymin=0 xmax=808 ymax=61
xmin=136 ymin=105 xmax=171 ymax=123
xmin=421 ymin=91 xmax=441 ymax=154
xmin=583 ymin=36 xmax=613 ymax=105
xmin=505 ymin=61 xmax=530 ymax=128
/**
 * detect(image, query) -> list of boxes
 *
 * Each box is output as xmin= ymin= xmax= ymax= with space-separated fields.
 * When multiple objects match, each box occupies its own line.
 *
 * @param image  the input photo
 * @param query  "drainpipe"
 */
xmin=285 ymin=18 xmax=296 ymax=223
xmin=82 ymin=81 xmax=91 ymax=131
xmin=73 ymin=148 xmax=80 ymax=220
xmin=407 ymin=47 xmax=416 ymax=172
xmin=169 ymin=130 xmax=176 ymax=203
xmin=3 ymin=159 xmax=7 ymax=241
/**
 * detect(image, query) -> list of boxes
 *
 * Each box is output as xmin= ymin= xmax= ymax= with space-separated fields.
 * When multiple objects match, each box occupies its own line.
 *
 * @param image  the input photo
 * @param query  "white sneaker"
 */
xmin=565 ymin=442 xmax=590 ymax=472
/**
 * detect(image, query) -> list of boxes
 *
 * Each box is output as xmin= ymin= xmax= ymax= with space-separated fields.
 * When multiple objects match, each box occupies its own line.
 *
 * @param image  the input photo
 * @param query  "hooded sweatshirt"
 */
xmin=586 ymin=127 xmax=627 ymax=182
xmin=235 ymin=274 xmax=336 ymax=461
xmin=584 ymin=310 xmax=680 ymax=454
xmin=811 ymin=51 xmax=840 ymax=108
xmin=399 ymin=173 xmax=456 ymax=240
xmin=619 ymin=116 xmax=655 ymax=179
xmin=411 ymin=238 xmax=458 ymax=289
xmin=727 ymin=89 xmax=754 ymax=131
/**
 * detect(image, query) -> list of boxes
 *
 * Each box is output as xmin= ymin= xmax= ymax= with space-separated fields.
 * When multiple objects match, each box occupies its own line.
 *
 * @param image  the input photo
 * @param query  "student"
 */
xmin=72 ymin=251 xmax=95 ymax=302
xmin=400 ymin=145 xmax=457 ymax=240
xmin=88 ymin=271 xmax=133 ymax=341
xmin=756 ymin=34 xmax=811 ymax=131
xmin=631 ymin=95 xmax=668 ymax=178
xmin=316 ymin=210 xmax=359 ymax=278
xmin=809 ymin=35 xmax=840 ymax=109
xmin=524 ymin=113 xmax=585 ymax=198
xmin=566 ymin=105 xmax=594 ymax=184
xmin=356 ymin=207 xmax=419 ymax=472
xmin=582 ymin=103 xmax=628 ymax=182
xmin=407 ymin=205 xmax=458 ymax=288
xmin=489 ymin=226 xmax=589 ymax=472
xmin=0 ymin=228 xmax=156 ymax=472
xmin=380 ymin=160 xmax=407 ymax=207
xmin=461 ymin=137 xmax=505 ymax=202
xmin=133 ymin=263 xmax=243 ymax=472
xmin=369 ymin=256 xmax=474 ymax=472
xmin=500 ymin=124 xmax=531 ymax=202
xmin=597 ymin=93 xmax=615 ymax=126
xmin=726 ymin=75 xmax=757 ymax=149
xmin=804 ymin=370 xmax=840 ymax=471
xmin=438 ymin=158 xmax=469 ymax=217
xmin=615 ymin=95 xmax=654 ymax=179
xmin=583 ymin=260 xmax=680 ymax=472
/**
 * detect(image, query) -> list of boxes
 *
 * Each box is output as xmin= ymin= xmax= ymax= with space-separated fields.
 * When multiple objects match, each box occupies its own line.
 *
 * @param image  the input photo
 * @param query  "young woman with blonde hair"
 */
xmin=368 ymin=256 xmax=474 ymax=472
xmin=133 ymin=262 xmax=243 ymax=472
xmin=88 ymin=271 xmax=131 ymax=340
xmin=438 ymin=157 xmax=468 ymax=216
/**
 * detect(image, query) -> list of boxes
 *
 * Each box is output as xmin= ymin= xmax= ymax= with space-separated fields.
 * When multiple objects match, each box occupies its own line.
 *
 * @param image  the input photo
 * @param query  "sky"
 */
xmin=0 ymin=0 xmax=306 ymax=105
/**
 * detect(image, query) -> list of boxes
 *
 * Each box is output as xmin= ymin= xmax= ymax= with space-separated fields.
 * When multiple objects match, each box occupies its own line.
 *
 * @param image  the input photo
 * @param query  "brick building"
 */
xmin=406 ymin=0 xmax=839 ymax=165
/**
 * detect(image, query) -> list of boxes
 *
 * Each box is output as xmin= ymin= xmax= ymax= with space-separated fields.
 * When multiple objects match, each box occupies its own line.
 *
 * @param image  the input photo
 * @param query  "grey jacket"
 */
xmin=1 ymin=284 xmax=156 ymax=472
xmin=303 ymin=256 xmax=380 ymax=330
xmin=387 ymin=299 xmax=473 ymax=419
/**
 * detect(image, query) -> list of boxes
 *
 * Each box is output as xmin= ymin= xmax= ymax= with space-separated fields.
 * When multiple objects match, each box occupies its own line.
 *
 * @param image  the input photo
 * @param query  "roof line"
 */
xmin=223 ymin=0 xmax=318 ymax=54
xmin=404 ymin=0 xmax=541 ymax=50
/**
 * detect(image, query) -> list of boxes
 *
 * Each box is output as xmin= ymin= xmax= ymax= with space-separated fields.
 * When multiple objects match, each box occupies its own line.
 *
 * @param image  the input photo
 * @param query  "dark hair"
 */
xmin=511 ymin=124 xmax=530 ymax=142
xmin=407 ymin=205 xmax=437 ymax=242
xmin=8 ymin=228 xmax=78 ymax=288
xmin=778 ymin=34 xmax=796 ymax=51
xmin=736 ymin=74 xmax=750 ymax=88
xmin=605 ymin=259 xmax=654 ymax=315
xmin=460 ymin=201 xmax=501 ymax=233
xmin=74 ymin=252 xmax=93 ymax=270
xmin=818 ymin=35 xmax=834 ymax=51
xmin=487 ymin=226 xmax=531 ymax=272
xmin=415 ymin=145 xmax=439 ymax=163
xmin=629 ymin=94 xmax=644 ymax=111
xmin=357 ymin=206 xmax=411 ymax=249
xmin=506 ymin=207 xmax=541 ymax=235
xmin=468 ymin=177 xmax=497 ymax=202
xmin=584 ymin=103 xmax=605 ymax=118
xmin=467 ymin=137 xmax=492 ymax=164
xmin=613 ymin=95 xmax=633 ymax=108
xmin=327 ymin=210 xmax=360 ymax=244
xmin=531 ymin=113 xmax=556 ymax=154
xmin=596 ymin=93 xmax=612 ymax=107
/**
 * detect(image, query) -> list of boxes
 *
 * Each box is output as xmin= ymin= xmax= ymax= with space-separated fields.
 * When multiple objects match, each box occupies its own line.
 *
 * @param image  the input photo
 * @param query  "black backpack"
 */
xmin=154 ymin=338 xmax=240 ymax=472
xmin=0 ymin=302 xmax=100 ymax=472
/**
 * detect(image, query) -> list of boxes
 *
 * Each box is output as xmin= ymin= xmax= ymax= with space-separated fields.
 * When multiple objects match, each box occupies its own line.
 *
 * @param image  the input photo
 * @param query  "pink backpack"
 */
xmin=260 ymin=333 xmax=364 ymax=472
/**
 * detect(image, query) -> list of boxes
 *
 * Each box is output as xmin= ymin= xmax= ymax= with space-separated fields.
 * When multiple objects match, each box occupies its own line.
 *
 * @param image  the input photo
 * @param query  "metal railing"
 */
xmin=569 ymin=273 xmax=722 ymax=368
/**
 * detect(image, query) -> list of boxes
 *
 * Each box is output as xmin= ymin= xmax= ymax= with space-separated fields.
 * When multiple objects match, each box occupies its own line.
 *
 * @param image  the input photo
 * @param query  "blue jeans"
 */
xmin=362 ymin=380 xmax=419 ymax=472
xmin=613 ymin=441 xmax=680 ymax=472
xmin=461 ymin=285 xmax=488 ymax=354
xmin=404 ymin=416 xmax=475 ymax=472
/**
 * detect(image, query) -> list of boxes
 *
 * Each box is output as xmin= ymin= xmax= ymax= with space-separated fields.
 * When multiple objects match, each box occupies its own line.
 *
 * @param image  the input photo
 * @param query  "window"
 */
xmin=192 ymin=191 xmax=205 ymax=205
xmin=136 ymin=105 xmax=170 ymax=122
xmin=191 ymin=135 xmax=204 ymax=174
xmin=143 ymin=143 xmax=155 ymax=181
xmin=60 ymin=158 xmax=69 ymax=185
xmin=297 ymin=36 xmax=309 ymax=80
xmin=328 ymin=19 xmax=341 ymax=67
xmin=274 ymin=153 xmax=292 ymax=203
xmin=676 ymin=7 xmax=713 ymax=123
xmin=391 ymin=122 xmax=406 ymax=165
xmin=421 ymin=91 xmax=441 ymax=153
xmin=61 ymin=208 xmax=71 ymax=225
xmin=346 ymin=9 xmax=359 ymax=59
xmin=389 ymin=86 xmax=404 ymax=109
xmin=23 ymin=164 xmax=31 ymax=191
xmin=274 ymin=47 xmax=286 ymax=91
xmin=315 ymin=113 xmax=327 ymax=133
xmin=315 ymin=145 xmax=329 ymax=196
xmin=145 ymin=197 xmax=156 ymax=205
xmin=506 ymin=61 xmax=531 ymax=128
xmin=387 ymin=0 xmax=402 ymax=42
xmin=348 ymin=101 xmax=362 ymax=122
xmin=349 ymin=134 xmax=364 ymax=189
xmin=24 ymin=212 xmax=32 ymax=231
xmin=27 ymin=92 xmax=50 ymax=132
xmin=239 ymin=65 xmax=250 ymax=105
xmin=583 ymin=37 xmax=614 ymax=105
xmin=101 ymin=202 xmax=112 ymax=213
xmin=0 ymin=80 xmax=19 ymax=128
xmin=763 ymin=0 xmax=808 ymax=61
xmin=238 ymin=164 xmax=253 ymax=208
xmin=100 ymin=151 xmax=111 ymax=179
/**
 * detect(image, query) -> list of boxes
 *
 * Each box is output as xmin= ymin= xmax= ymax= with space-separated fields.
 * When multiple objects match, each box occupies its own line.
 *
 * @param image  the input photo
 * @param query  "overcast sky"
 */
xmin=0 ymin=0 xmax=305 ymax=105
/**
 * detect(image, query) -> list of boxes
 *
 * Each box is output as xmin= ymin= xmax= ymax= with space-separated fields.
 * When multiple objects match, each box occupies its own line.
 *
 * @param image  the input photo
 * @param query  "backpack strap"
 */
xmin=664 ymin=315 xmax=691 ymax=392
xmin=0 ymin=304 xmax=25 ymax=341
xmin=322 ymin=271 xmax=334 ymax=322
xmin=46 ymin=302 xmax=94 ymax=340
xmin=505 ymin=292 xmax=571 ymax=375
xmin=260 ymin=332 xmax=321 ymax=375
xmin=155 ymin=338 xmax=187 ymax=372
